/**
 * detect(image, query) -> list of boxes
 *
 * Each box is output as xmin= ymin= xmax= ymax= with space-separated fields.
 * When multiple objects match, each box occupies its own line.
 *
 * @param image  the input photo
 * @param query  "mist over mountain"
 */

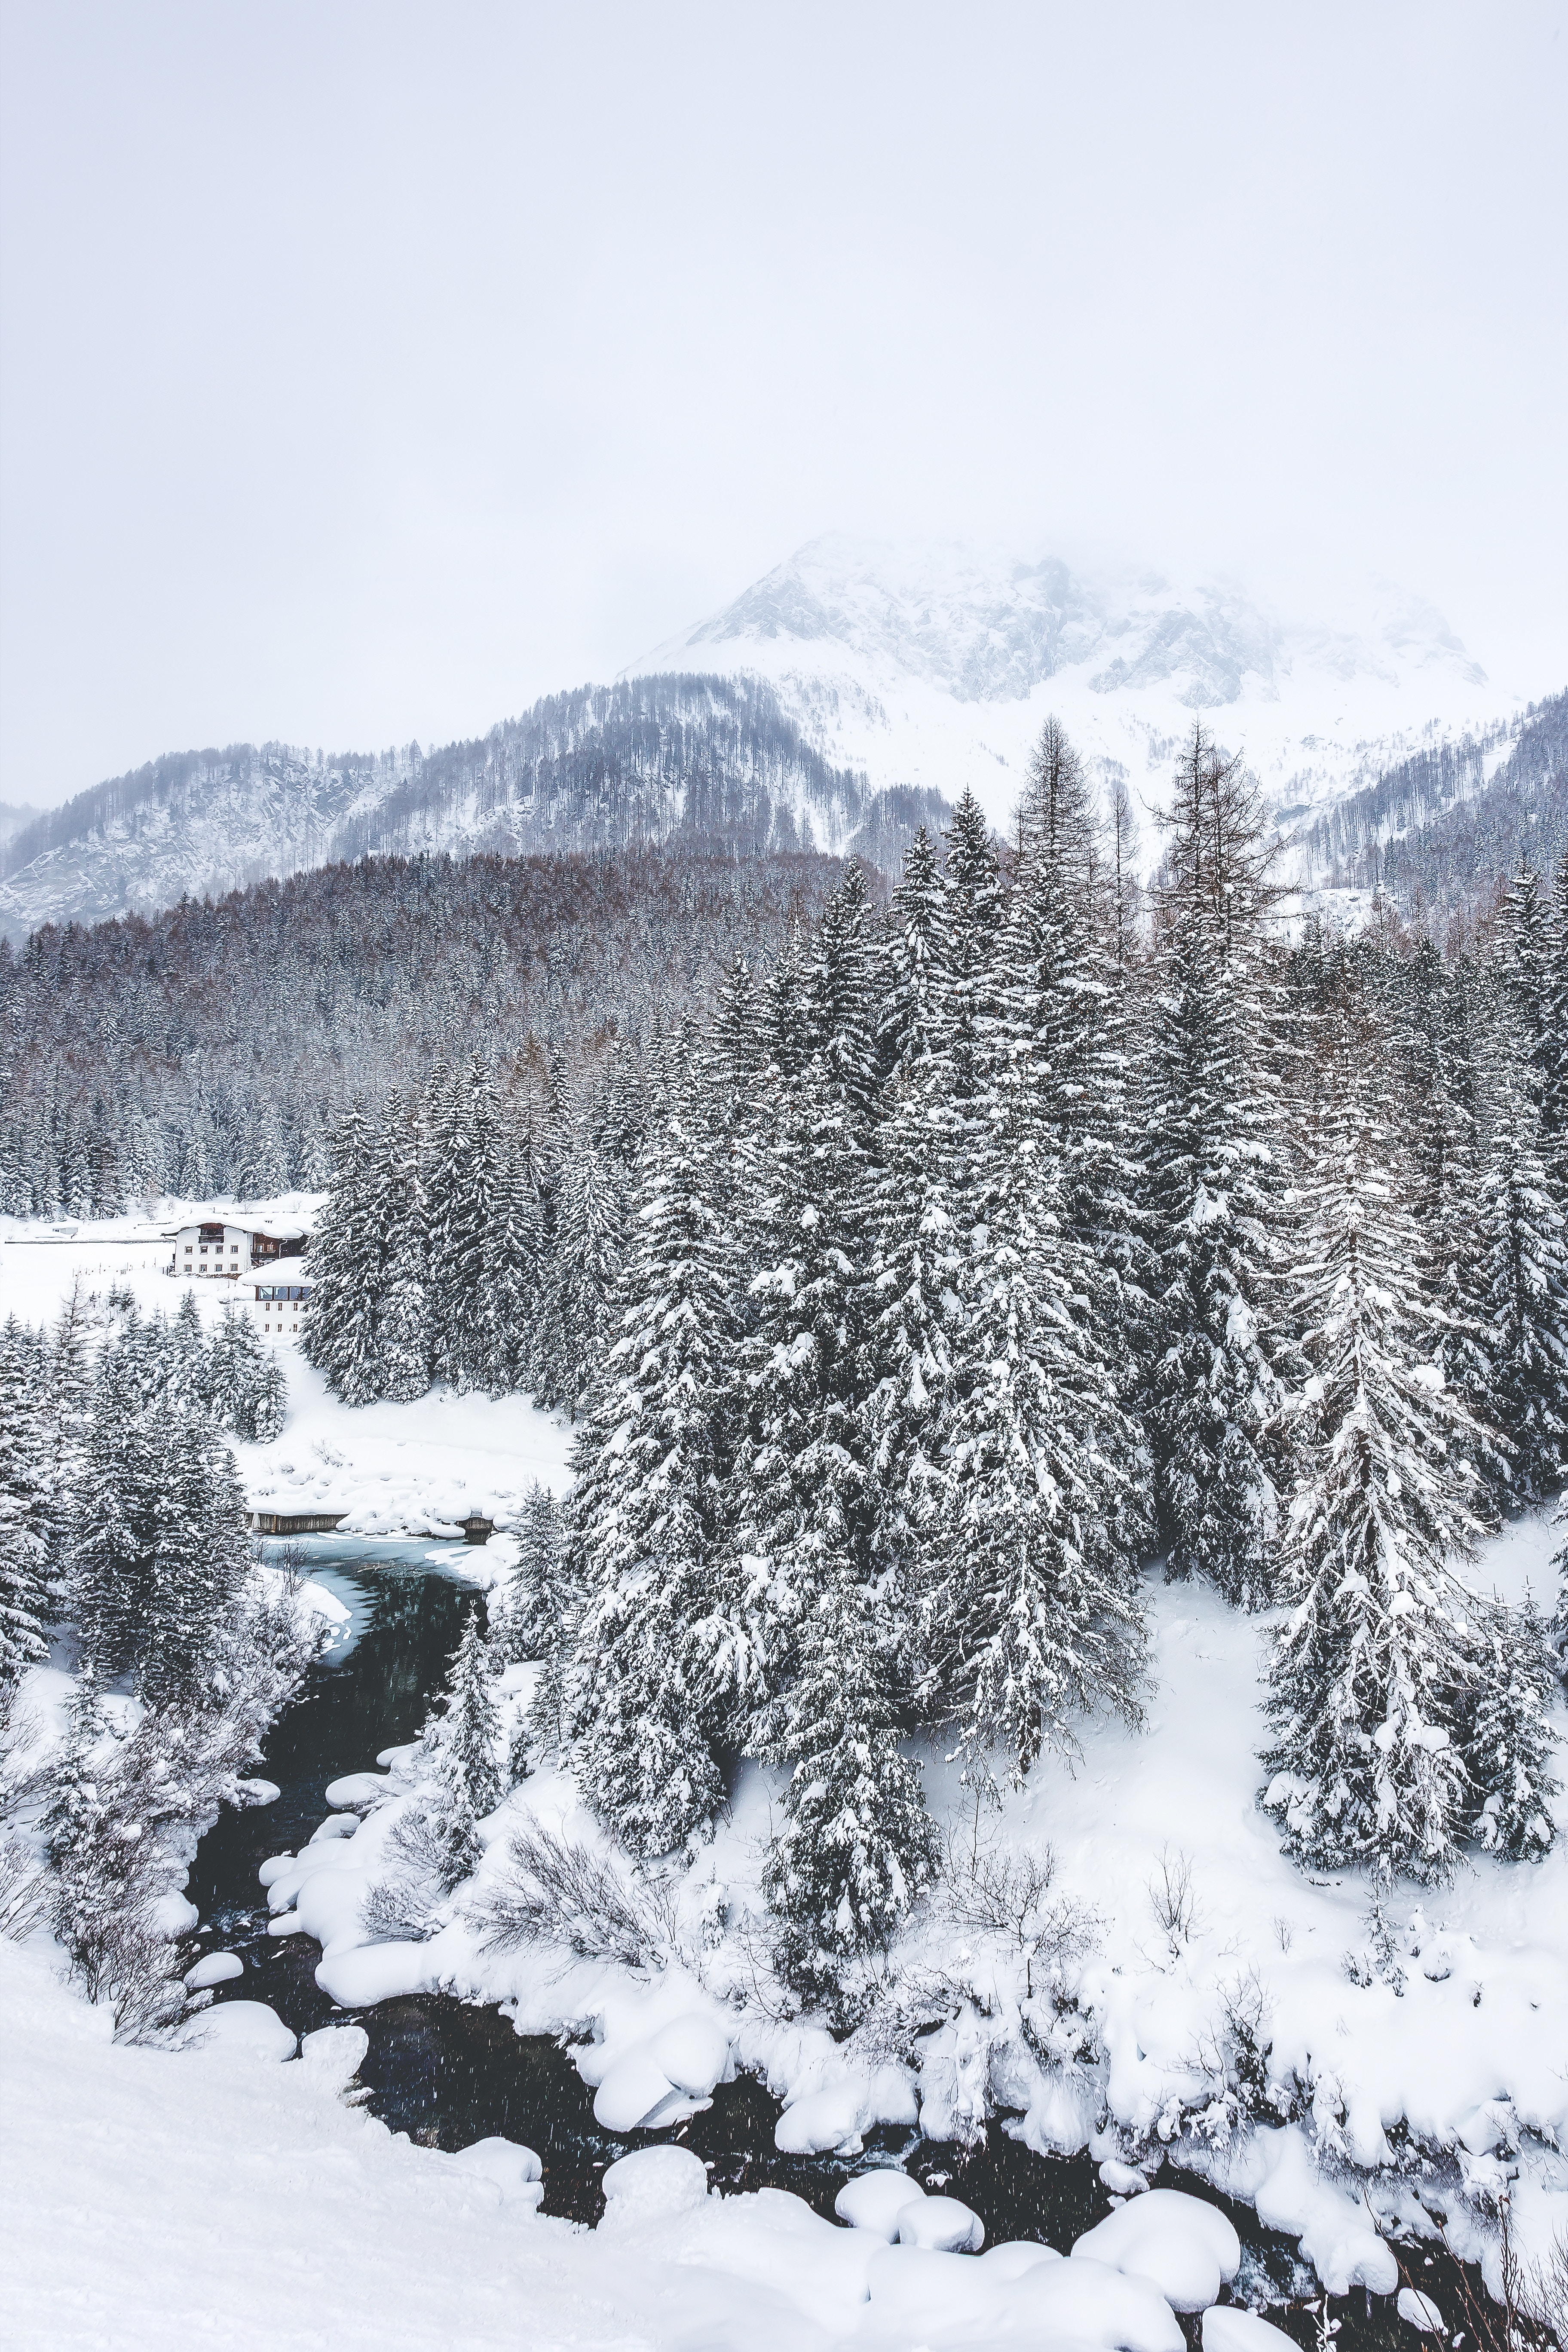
xmin=632 ymin=536 xmax=1512 ymax=844
xmin=0 ymin=537 xmax=1556 ymax=941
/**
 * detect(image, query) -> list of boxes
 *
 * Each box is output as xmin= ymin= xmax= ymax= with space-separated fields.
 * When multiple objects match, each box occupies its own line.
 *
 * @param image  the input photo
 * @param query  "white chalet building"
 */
xmin=169 ymin=1216 xmax=312 ymax=1344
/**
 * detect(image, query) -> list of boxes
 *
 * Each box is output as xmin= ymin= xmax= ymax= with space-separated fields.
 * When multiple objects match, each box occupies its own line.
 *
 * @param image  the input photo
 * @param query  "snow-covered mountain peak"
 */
xmin=629 ymin=534 xmax=1509 ymax=839
xmin=648 ymin=534 xmax=1487 ymax=714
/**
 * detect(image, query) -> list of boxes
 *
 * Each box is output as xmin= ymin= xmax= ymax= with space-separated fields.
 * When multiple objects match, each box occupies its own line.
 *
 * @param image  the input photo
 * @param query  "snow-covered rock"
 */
xmin=1396 ymin=2288 xmax=1446 ymax=2332
xmin=449 ymin=2137 xmax=545 ymax=2208
xmin=980 ymin=2239 xmax=1063 ymax=2277
xmin=833 ymin=2168 xmax=924 ymax=2238
xmin=178 ymin=2001 xmax=296 ymax=2063
xmin=1072 ymin=2189 xmax=1241 ymax=2313
xmin=600 ymin=2144 xmax=709 ymax=2224
xmin=1203 ymin=2309 xmax=1300 ymax=2352
xmin=895 ymin=2193 xmax=984 ymax=2253
xmin=592 ymin=2049 xmax=688 ymax=2134
xmin=184 ymin=1951 xmax=243 ymax=1991
xmin=648 ymin=2014 xmax=729 ymax=2098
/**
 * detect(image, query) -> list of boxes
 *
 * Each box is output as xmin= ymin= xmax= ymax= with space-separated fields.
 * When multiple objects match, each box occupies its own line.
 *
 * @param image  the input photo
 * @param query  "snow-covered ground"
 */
xmin=6 ymin=1207 xmax=1567 ymax=2341
xmin=0 ymin=1207 xmax=574 ymax=1545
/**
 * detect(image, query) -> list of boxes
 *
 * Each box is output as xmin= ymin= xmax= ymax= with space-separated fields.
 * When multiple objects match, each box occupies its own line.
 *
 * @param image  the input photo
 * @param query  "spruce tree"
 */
xmin=208 ymin=1304 xmax=286 ymax=1442
xmin=738 ymin=1049 xmax=935 ymax=1970
xmin=1146 ymin=724 xmax=1287 ymax=1607
xmin=302 ymin=1103 xmax=383 ymax=1401
xmin=439 ymin=1608 xmax=504 ymax=1822
xmin=569 ymin=1106 xmax=741 ymax=1855
xmin=864 ymin=830 xmax=958 ymax=1596
xmin=1460 ymin=1594 xmax=1560 ymax=1859
xmin=373 ymin=1092 xmax=432 ymax=1402
xmin=937 ymin=838 xmax=1148 ymax=1783
xmin=1475 ymin=1044 xmax=1568 ymax=1497
xmin=539 ymin=1130 xmax=626 ymax=1416
xmin=0 ymin=1318 xmax=52 ymax=1697
xmin=490 ymin=1483 xmax=565 ymax=1664
xmin=1262 ymin=1004 xmax=1491 ymax=1883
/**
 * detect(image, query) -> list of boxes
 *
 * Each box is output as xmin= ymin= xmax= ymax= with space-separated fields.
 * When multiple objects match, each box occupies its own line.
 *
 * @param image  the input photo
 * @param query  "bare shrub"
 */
xmin=942 ymin=1831 xmax=1098 ymax=2000
xmin=1148 ymin=1844 xmax=1199 ymax=1958
xmin=472 ymin=1824 xmax=674 ymax=1968
xmin=0 ymin=1830 xmax=48 ymax=1939
xmin=358 ymin=1804 xmax=474 ymax=1942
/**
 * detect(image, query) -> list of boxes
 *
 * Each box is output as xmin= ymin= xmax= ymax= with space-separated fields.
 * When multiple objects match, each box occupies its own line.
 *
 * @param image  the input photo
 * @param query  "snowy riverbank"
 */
xmin=5 ymin=1207 xmax=1567 ymax=2337
xmin=255 ymin=1514 xmax=1568 ymax=2311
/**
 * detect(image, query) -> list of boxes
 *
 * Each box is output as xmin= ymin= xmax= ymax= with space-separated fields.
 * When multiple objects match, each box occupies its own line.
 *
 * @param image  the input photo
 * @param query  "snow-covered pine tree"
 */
xmin=372 ymin=1090 xmax=432 ymax=1403
xmin=302 ymin=1102 xmax=383 ymax=1401
xmin=935 ymin=827 xmax=1148 ymax=1785
xmin=0 ymin=1317 xmax=52 ymax=1697
xmin=485 ymin=1120 xmax=540 ymax=1395
xmin=1262 ymin=993 xmax=1491 ymax=1883
xmin=140 ymin=1412 xmax=251 ymax=1702
xmin=489 ymin=1483 xmax=564 ymax=1664
xmin=1475 ymin=1039 xmax=1568 ymax=1497
xmin=738 ymin=1048 xmax=936 ymax=1975
xmin=807 ymin=861 xmax=881 ymax=1124
xmin=420 ymin=1057 xmax=471 ymax=1390
xmin=864 ymin=829 xmax=958 ymax=1624
xmin=568 ymin=1104 xmax=744 ymax=1855
xmin=169 ymin=1290 xmax=211 ymax=1412
xmin=1460 ymin=1592 xmax=1560 ymax=1859
xmin=453 ymin=1056 xmax=508 ymax=1391
xmin=538 ymin=1125 xmax=626 ymax=1417
xmin=759 ymin=1533 xmax=939 ymax=2001
xmin=1007 ymin=717 xmax=1154 ymax=1549
xmin=1145 ymin=723 xmax=1287 ymax=1608
xmin=438 ymin=1607 xmax=504 ymax=1821
xmin=1542 ymin=850 xmax=1568 ymax=1176
xmin=208 ymin=1304 xmax=286 ymax=1442
xmin=71 ymin=1362 xmax=163 ymax=1680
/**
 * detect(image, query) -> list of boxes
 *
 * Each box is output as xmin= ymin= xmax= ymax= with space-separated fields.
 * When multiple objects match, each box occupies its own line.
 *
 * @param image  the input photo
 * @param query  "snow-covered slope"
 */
xmin=0 ymin=678 xmax=940 ymax=941
xmin=628 ymin=535 xmax=1527 ymax=859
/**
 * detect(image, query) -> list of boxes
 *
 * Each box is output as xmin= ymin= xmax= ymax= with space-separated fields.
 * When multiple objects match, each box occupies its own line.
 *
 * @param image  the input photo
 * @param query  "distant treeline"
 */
xmin=0 ymin=846 xmax=850 ymax=1217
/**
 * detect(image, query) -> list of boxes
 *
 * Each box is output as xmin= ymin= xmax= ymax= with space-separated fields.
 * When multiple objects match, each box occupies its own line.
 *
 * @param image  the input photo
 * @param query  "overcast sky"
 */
xmin=1 ymin=2 xmax=1564 ymax=808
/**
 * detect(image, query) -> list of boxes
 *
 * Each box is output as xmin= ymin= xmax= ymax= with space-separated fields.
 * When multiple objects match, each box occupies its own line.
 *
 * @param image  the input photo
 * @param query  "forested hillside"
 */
xmin=1295 ymin=689 xmax=1568 ymax=926
xmin=0 ymin=847 xmax=847 ymax=1216
xmin=0 ymin=674 xmax=948 ymax=937
xmin=298 ymin=716 xmax=1568 ymax=1982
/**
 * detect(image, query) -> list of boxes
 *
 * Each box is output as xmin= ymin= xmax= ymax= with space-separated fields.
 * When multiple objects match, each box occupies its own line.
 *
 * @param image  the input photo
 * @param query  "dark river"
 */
xmin=181 ymin=1545 xmax=1491 ymax=2352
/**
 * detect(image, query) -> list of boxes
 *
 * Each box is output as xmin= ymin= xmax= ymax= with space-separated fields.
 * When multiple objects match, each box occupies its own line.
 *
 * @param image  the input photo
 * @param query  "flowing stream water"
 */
xmin=181 ymin=1545 xmax=1486 ymax=2350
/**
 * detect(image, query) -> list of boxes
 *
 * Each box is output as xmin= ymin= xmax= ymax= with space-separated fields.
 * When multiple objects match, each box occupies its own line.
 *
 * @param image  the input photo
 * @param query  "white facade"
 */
xmin=251 ymin=1278 xmax=311 ymax=1344
xmin=169 ymin=1218 xmax=312 ymax=1343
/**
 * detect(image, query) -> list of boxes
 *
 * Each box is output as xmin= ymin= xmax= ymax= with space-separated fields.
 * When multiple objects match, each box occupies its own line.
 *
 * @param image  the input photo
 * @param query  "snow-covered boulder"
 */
xmin=649 ymin=2013 xmax=729 ymax=2098
xmin=866 ymin=2244 xmax=1183 ymax=2352
xmin=1204 ymin=2309 xmax=1300 ymax=2352
xmin=298 ymin=2024 xmax=368 ymax=2092
xmin=1396 ymin=2289 xmax=1445 ymax=2333
xmin=833 ymin=2168 xmax=923 ymax=2239
xmin=600 ymin=2145 xmax=709 ymax=2225
xmin=184 ymin=1951 xmax=243 ymax=1991
xmin=896 ymin=2193 xmax=984 ymax=2252
xmin=449 ymin=2137 xmax=545 ymax=2208
xmin=980 ymin=2239 xmax=1063 ymax=2278
xmin=592 ymin=2049 xmax=687 ymax=2134
xmin=1072 ymin=2189 xmax=1240 ymax=2313
xmin=323 ymin=1770 xmax=389 ymax=1809
xmin=179 ymin=2000 xmax=296 ymax=2062
xmin=773 ymin=2065 xmax=917 ymax=2154
xmin=307 ymin=1813 xmax=359 ymax=1843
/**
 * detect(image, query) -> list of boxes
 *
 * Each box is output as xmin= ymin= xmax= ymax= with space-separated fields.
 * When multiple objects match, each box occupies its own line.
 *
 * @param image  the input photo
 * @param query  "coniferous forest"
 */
xmin=294 ymin=719 xmax=1568 ymax=1987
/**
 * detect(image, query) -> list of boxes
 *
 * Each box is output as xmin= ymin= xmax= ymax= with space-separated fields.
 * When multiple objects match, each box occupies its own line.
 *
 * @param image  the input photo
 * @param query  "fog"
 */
xmin=1 ymin=0 xmax=1563 ymax=806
